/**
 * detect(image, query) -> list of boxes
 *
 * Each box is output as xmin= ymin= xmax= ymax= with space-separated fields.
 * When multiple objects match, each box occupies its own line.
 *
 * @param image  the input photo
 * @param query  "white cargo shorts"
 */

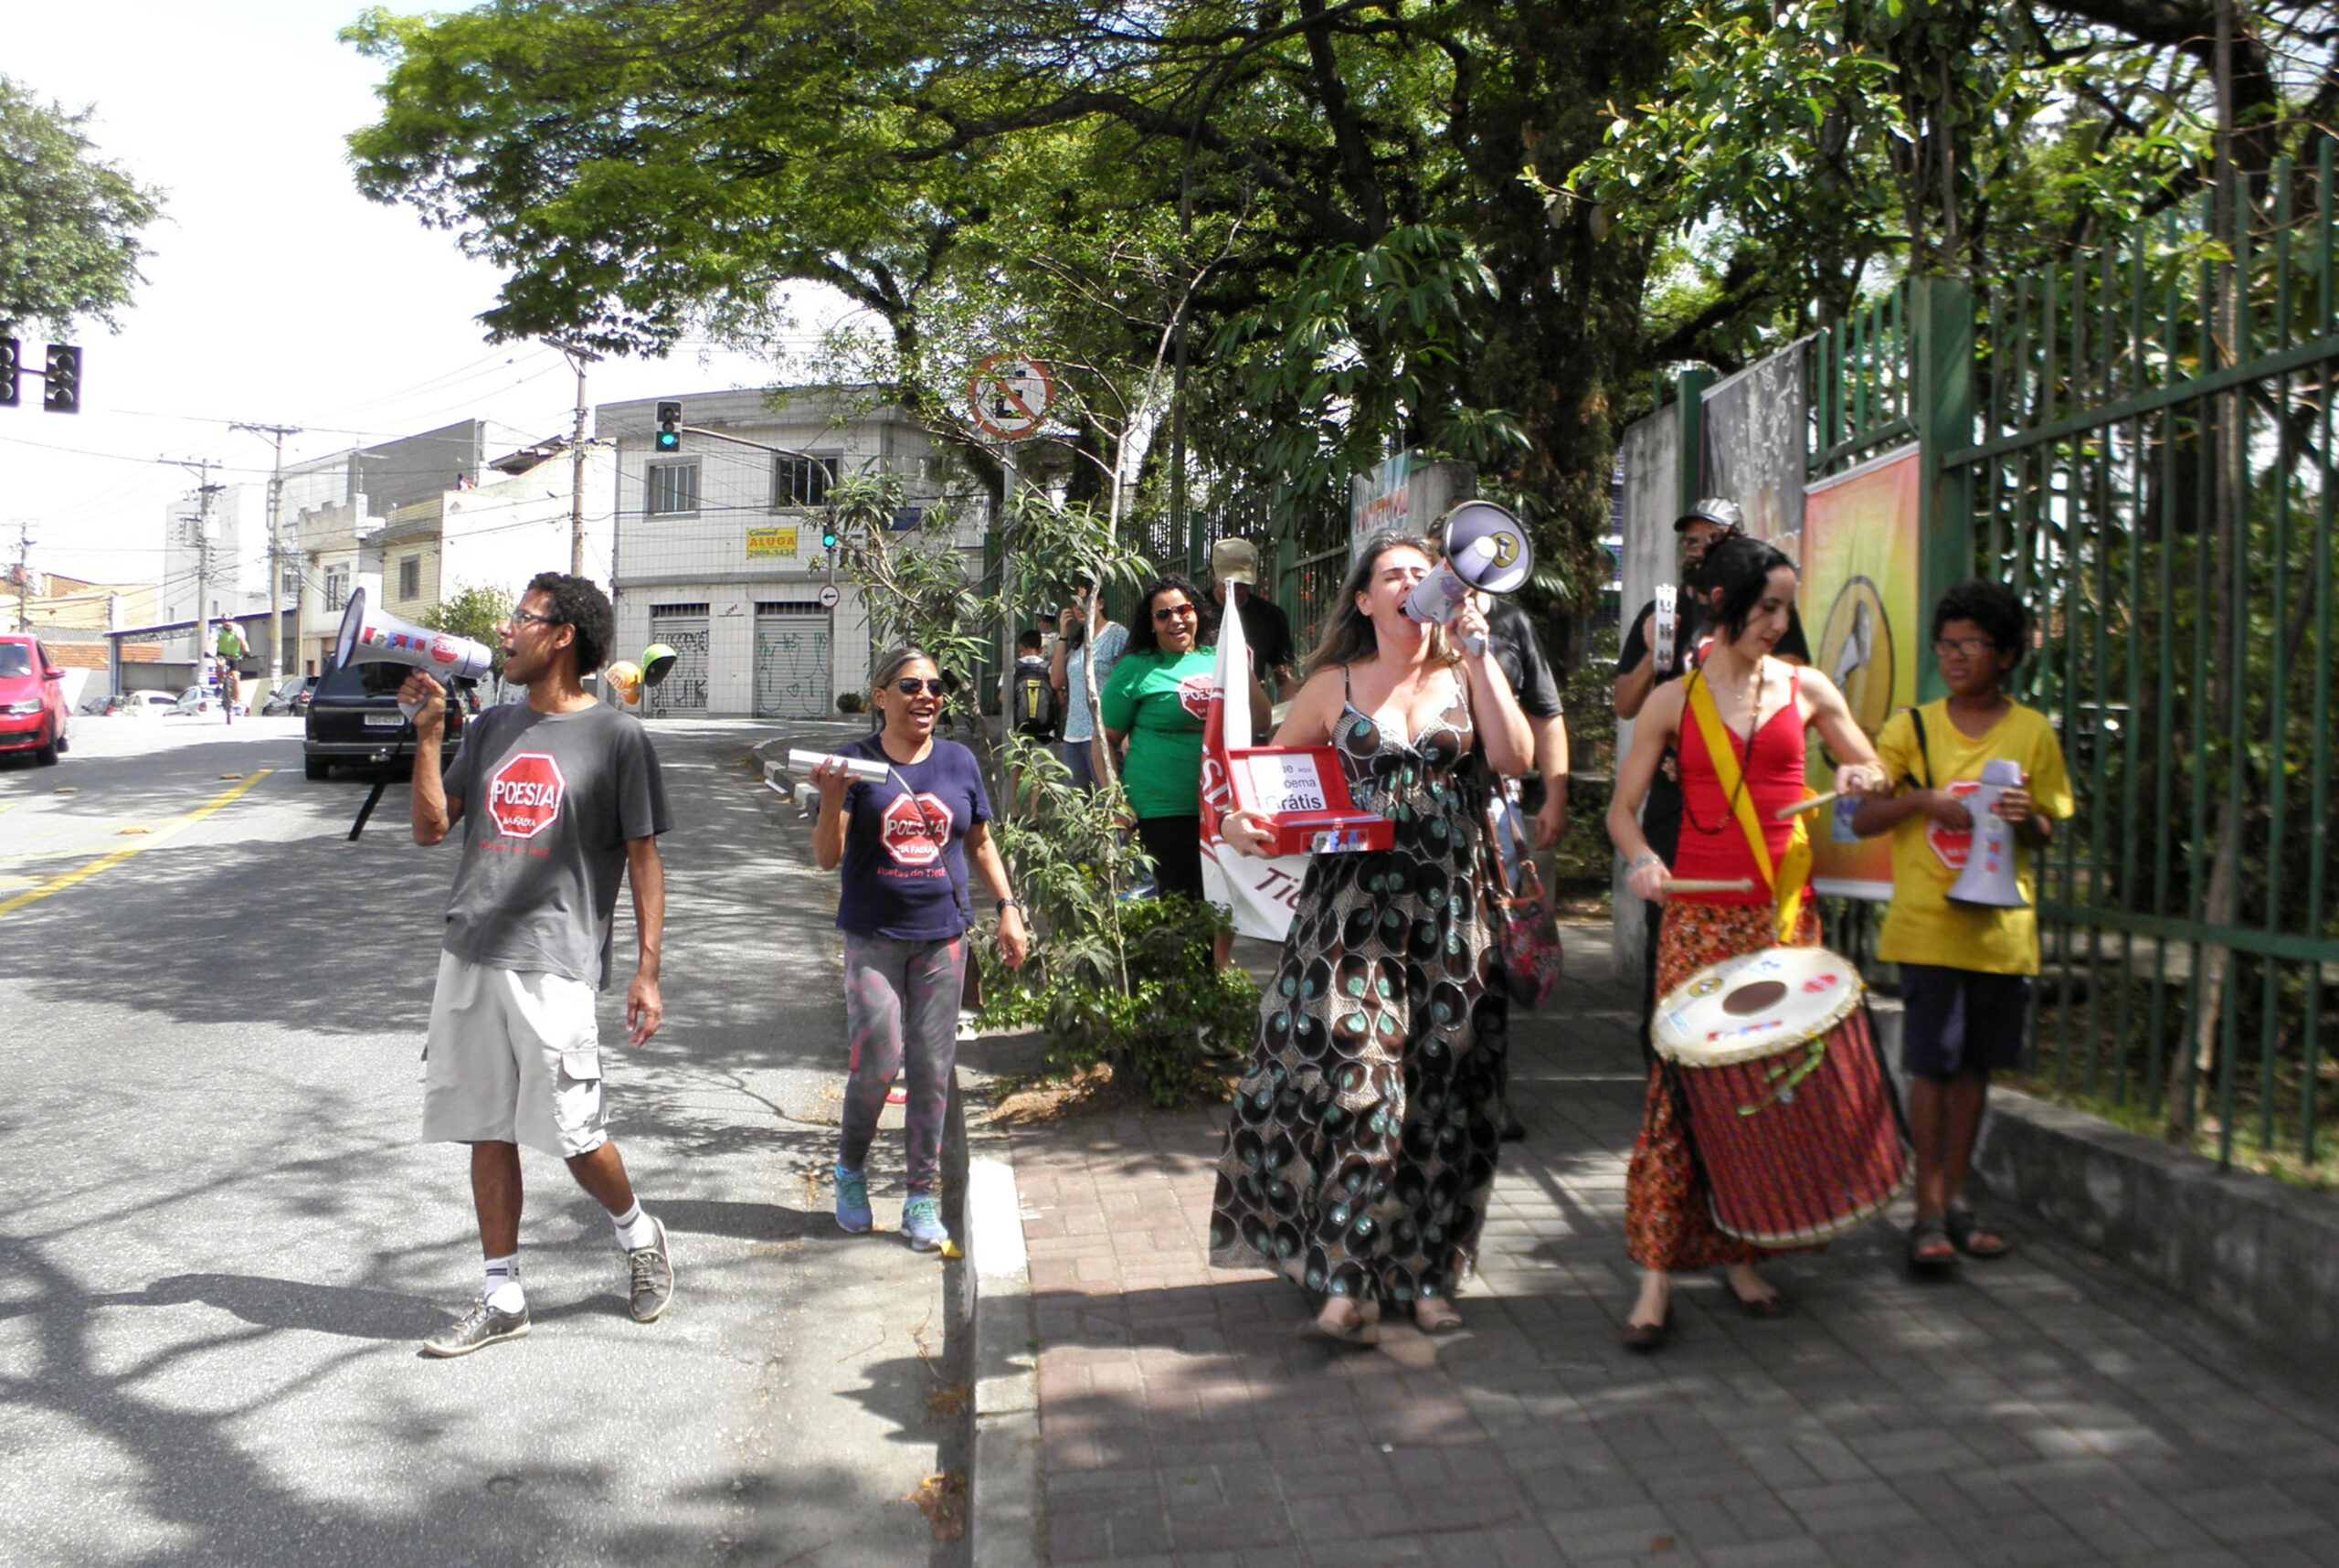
xmin=421 ymin=953 xmax=608 ymax=1159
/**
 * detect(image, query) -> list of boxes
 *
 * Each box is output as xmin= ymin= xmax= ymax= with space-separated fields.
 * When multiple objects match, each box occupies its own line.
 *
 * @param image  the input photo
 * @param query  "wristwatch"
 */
xmin=996 ymin=898 xmax=1025 ymax=915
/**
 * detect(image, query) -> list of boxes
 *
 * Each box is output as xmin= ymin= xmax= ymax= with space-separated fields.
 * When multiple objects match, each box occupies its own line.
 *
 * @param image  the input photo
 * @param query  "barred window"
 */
xmin=398 ymin=556 xmax=420 ymax=599
xmin=648 ymin=461 xmax=701 ymax=515
xmin=773 ymin=455 xmax=838 ymax=509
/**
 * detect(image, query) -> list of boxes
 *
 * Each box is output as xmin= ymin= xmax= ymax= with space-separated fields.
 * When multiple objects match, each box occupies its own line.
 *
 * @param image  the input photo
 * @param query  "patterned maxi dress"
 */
xmin=1208 ymin=668 xmax=1508 ymax=1306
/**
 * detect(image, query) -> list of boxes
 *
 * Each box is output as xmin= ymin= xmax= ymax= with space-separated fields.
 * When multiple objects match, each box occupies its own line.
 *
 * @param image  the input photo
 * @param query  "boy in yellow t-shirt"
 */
xmin=1853 ymin=580 xmax=2074 ymax=1270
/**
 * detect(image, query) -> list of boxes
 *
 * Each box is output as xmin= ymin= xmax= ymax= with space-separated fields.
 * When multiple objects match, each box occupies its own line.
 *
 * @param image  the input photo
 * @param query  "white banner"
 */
xmin=1199 ymin=604 xmax=1309 ymax=941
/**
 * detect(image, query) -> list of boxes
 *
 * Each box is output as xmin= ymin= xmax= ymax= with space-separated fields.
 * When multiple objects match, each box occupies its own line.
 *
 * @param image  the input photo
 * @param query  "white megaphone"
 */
xmin=332 ymin=588 xmax=496 ymax=719
xmin=1948 ymin=758 xmax=2029 ymax=909
xmin=1403 ymin=501 xmax=1534 ymax=648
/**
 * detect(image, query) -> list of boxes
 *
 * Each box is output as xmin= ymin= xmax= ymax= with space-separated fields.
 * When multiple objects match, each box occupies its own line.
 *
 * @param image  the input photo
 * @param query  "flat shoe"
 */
xmin=1945 ymin=1207 xmax=2010 ymax=1258
xmin=1620 ymin=1305 xmax=1673 ymax=1352
xmin=1413 ymin=1297 xmax=1465 ymax=1334
xmin=1299 ymin=1305 xmax=1381 ymax=1347
xmin=1731 ymin=1289 xmax=1789 ymax=1319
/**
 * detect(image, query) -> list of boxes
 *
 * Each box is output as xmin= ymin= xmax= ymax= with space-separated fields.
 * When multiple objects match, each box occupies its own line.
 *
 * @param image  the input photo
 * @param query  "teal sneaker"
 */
xmin=901 ymin=1194 xmax=947 ymax=1252
xmin=835 ymin=1165 xmax=873 ymax=1234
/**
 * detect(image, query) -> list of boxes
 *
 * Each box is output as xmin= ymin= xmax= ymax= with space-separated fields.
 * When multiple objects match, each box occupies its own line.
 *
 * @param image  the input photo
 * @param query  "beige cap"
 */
xmin=1212 ymin=537 xmax=1259 ymax=586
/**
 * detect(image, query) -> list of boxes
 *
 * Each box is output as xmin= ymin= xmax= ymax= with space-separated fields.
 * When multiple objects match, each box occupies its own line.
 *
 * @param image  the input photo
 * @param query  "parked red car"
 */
xmin=0 ymin=634 xmax=71 ymax=766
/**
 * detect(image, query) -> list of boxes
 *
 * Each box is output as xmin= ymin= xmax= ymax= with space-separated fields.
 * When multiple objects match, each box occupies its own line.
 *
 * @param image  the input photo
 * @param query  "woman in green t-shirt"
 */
xmin=1099 ymin=576 xmax=1268 ymax=963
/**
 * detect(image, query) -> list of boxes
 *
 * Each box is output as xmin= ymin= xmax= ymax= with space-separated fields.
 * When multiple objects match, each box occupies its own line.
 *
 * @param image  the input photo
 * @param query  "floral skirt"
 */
xmin=1624 ymin=900 xmax=1824 ymax=1271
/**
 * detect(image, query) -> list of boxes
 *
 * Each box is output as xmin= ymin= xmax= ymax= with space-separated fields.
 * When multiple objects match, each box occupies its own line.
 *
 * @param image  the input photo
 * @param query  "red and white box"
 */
xmin=1222 ymin=745 xmax=1394 ymax=856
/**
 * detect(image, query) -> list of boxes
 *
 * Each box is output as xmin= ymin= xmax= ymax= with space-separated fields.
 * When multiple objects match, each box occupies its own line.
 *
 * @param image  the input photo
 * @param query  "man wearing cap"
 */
xmin=1210 ymin=538 xmax=1297 ymax=700
xmin=1612 ymin=498 xmax=1811 ymax=1039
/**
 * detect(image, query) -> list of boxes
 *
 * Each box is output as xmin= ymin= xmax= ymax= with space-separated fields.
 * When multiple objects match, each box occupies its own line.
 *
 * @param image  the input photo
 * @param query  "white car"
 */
xmin=121 ymin=692 xmax=177 ymax=715
xmin=169 ymin=685 xmax=247 ymax=717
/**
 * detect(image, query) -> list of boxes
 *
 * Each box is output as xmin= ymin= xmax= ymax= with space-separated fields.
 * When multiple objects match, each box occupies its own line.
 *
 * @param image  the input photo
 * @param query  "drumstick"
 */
xmin=1663 ymin=877 xmax=1758 ymax=895
xmin=1773 ymin=790 xmax=1842 ymax=821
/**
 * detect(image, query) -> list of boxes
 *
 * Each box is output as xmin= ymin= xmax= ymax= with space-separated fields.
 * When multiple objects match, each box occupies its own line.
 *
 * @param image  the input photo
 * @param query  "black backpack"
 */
xmin=1011 ymin=657 xmax=1058 ymax=737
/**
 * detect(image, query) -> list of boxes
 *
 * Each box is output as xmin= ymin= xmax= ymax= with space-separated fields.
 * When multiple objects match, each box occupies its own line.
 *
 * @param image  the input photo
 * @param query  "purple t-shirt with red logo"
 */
xmin=834 ymin=735 xmax=993 ymax=941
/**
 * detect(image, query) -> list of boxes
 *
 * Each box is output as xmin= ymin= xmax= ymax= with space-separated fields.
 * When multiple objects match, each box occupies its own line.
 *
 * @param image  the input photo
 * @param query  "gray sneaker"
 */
xmin=423 ymin=1299 xmax=531 ymax=1358
xmin=627 ymin=1216 xmax=674 ymax=1323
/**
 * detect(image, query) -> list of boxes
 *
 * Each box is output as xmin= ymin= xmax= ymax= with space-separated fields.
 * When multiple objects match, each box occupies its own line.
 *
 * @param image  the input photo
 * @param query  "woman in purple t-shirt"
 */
xmin=811 ymin=647 xmax=1028 ymax=1250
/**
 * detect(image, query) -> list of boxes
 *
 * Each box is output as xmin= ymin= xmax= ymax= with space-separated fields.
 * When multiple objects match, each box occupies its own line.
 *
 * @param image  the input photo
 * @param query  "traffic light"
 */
xmin=44 ymin=344 xmax=80 ymax=413
xmin=821 ymin=519 xmax=840 ymax=552
xmin=654 ymin=400 xmax=682 ymax=452
xmin=0 ymin=336 xmax=18 ymax=408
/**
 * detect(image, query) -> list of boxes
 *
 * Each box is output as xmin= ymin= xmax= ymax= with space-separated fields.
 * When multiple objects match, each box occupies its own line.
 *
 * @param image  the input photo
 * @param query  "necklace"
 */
xmin=1678 ymin=658 xmax=1765 ymax=839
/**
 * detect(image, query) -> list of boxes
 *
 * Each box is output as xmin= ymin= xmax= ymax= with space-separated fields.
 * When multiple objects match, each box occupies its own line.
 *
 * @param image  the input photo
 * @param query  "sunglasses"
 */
xmin=1153 ymin=603 xmax=1198 ymax=622
xmin=1932 ymin=637 xmax=1998 ymax=659
xmin=891 ymin=677 xmax=944 ymax=696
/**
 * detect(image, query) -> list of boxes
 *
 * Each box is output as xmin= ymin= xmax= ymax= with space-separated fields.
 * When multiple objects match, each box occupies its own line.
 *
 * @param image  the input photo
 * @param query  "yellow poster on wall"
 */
xmin=746 ymin=526 xmax=800 ymax=559
xmin=1800 ymin=447 xmax=1921 ymax=898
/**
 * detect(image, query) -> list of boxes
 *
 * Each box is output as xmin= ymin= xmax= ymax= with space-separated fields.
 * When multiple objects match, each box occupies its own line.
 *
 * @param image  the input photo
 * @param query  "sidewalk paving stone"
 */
xmin=984 ymin=925 xmax=2339 ymax=1566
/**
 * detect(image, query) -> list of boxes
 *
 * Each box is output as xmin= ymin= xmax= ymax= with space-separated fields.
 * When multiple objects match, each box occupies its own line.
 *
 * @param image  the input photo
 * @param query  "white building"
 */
xmin=159 ymin=483 xmax=268 ymax=626
xmin=601 ymin=387 xmax=983 ymax=718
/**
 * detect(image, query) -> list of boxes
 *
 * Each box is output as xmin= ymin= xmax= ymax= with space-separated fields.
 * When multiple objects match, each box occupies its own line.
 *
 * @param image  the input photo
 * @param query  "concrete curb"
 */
xmin=1869 ymin=994 xmax=2339 ymax=1363
xmin=958 ymin=1075 xmax=1042 ymax=1568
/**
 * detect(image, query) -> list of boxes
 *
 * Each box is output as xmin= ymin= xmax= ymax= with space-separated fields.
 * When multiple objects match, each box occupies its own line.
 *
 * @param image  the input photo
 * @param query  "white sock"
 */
xmin=610 ymin=1202 xmax=658 ymax=1252
xmin=483 ymin=1255 xmax=524 ymax=1313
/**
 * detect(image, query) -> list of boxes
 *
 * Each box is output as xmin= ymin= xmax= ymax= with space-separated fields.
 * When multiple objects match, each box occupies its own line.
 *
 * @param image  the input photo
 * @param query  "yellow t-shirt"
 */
xmin=1873 ymin=699 xmax=2074 ymax=975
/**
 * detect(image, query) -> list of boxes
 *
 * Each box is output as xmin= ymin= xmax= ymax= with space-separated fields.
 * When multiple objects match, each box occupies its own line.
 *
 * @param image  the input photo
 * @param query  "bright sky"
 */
xmin=4 ymin=1 xmax=843 ymax=586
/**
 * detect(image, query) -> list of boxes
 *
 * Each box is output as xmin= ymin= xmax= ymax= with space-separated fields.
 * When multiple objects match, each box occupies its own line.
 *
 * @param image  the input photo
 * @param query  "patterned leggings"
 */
xmin=840 ymin=931 xmax=965 ymax=1193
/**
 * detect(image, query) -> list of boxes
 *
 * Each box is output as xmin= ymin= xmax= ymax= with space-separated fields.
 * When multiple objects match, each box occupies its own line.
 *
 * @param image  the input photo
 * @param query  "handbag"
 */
xmin=1494 ymin=853 xmax=1564 ymax=1009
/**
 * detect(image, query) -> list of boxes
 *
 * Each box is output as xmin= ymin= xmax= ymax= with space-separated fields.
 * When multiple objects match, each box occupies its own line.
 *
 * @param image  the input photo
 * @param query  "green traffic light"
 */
xmin=654 ymin=429 xmax=680 ymax=452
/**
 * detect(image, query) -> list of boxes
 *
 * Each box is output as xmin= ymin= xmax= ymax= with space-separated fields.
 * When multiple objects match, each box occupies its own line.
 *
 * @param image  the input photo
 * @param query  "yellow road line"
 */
xmin=0 ymin=771 xmax=275 ymax=919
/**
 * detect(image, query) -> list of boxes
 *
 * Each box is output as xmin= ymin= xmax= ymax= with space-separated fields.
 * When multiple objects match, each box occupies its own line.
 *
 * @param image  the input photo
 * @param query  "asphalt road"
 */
xmin=0 ymin=713 xmax=966 ymax=1568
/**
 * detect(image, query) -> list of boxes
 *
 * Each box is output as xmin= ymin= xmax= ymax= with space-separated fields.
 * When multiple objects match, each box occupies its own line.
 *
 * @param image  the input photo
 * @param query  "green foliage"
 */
xmin=1210 ymin=226 xmax=1529 ymax=514
xmin=0 ymin=75 xmax=164 ymax=333
xmin=979 ymin=733 xmax=1259 ymax=1106
xmin=418 ymin=582 xmax=515 ymax=674
xmin=828 ymin=471 xmax=990 ymax=696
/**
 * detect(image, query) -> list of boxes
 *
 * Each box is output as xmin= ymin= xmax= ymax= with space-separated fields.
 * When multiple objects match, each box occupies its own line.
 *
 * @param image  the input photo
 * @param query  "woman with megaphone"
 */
xmin=1209 ymin=530 xmax=1530 ymax=1343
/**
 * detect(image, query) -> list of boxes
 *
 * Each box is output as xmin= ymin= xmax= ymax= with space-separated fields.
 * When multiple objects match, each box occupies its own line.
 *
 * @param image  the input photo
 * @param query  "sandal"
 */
xmin=1907 ymin=1217 xmax=1958 ymax=1271
xmin=1413 ymin=1295 xmax=1465 ymax=1335
xmin=1944 ymin=1207 xmax=2010 ymax=1259
xmin=1299 ymin=1300 xmax=1381 ymax=1347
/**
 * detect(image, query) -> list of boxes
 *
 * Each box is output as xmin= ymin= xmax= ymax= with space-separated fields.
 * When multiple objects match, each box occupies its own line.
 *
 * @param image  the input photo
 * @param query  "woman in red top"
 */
xmin=1604 ymin=536 xmax=1886 ymax=1349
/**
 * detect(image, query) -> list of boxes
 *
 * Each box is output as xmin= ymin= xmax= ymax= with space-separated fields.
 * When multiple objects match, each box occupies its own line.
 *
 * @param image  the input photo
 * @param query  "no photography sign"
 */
xmin=968 ymin=355 xmax=1054 ymax=441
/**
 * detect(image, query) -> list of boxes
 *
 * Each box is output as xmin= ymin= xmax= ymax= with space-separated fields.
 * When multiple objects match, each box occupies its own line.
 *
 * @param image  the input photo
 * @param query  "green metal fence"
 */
xmin=1810 ymin=161 xmax=2339 ymax=1178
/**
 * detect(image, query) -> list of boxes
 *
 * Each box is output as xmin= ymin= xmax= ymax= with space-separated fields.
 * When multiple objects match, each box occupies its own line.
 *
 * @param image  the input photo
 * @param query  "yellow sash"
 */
xmin=1684 ymin=669 xmax=1813 ymax=943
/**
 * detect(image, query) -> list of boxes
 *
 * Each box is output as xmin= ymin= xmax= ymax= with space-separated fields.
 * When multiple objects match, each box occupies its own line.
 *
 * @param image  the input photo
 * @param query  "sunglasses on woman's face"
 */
xmin=1153 ymin=602 xmax=1197 ymax=622
xmin=893 ymin=677 xmax=943 ymax=696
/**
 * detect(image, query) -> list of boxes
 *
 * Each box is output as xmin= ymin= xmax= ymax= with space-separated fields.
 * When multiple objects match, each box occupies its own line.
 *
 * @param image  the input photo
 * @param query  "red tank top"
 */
xmin=1672 ymin=668 xmax=1805 ymax=906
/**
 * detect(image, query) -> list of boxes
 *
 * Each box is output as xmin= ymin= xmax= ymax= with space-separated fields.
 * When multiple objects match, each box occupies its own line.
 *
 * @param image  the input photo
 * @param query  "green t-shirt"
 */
xmin=1097 ymin=647 xmax=1216 ymax=820
xmin=217 ymin=627 xmax=246 ymax=659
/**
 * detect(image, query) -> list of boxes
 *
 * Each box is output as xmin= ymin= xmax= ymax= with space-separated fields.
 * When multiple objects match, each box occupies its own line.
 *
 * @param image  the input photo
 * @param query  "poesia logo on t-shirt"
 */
xmin=1178 ymin=671 xmax=1216 ymax=722
xmin=487 ymin=752 xmax=566 ymax=840
xmin=881 ymin=792 xmax=954 ymax=868
xmin=1925 ymin=779 xmax=1984 ymax=870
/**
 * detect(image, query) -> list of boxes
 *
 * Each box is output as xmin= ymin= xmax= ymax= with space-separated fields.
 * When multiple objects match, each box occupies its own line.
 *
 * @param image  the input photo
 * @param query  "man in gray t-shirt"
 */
xmin=403 ymin=571 xmax=677 ymax=1358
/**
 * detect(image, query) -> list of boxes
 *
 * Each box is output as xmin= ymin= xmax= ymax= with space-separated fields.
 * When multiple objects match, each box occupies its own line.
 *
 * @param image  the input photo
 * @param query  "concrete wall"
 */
xmin=442 ymin=450 xmax=616 ymax=597
xmin=1610 ymin=406 xmax=1679 ymax=980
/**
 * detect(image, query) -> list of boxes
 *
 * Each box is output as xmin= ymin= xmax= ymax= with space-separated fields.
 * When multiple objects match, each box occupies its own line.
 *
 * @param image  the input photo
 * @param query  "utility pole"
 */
xmin=233 ymin=422 xmax=302 ymax=683
xmin=553 ymin=343 xmax=599 ymax=576
xmin=168 ymin=459 xmax=224 ymax=685
xmin=12 ymin=521 xmax=32 ymax=631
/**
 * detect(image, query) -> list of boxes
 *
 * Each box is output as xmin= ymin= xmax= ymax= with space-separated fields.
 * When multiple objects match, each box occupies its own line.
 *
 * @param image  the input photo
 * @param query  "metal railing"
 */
xmin=1809 ymin=155 xmax=2339 ymax=1177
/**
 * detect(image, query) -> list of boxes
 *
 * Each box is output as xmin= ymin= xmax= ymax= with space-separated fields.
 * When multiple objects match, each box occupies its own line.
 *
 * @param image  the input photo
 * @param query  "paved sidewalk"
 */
xmin=989 ymin=925 xmax=2339 ymax=1567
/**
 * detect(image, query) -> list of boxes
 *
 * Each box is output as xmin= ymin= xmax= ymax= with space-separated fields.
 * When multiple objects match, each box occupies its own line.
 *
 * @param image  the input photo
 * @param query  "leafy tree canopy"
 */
xmin=0 ymin=75 xmax=164 ymax=334
xmin=347 ymin=0 xmax=1665 ymax=595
